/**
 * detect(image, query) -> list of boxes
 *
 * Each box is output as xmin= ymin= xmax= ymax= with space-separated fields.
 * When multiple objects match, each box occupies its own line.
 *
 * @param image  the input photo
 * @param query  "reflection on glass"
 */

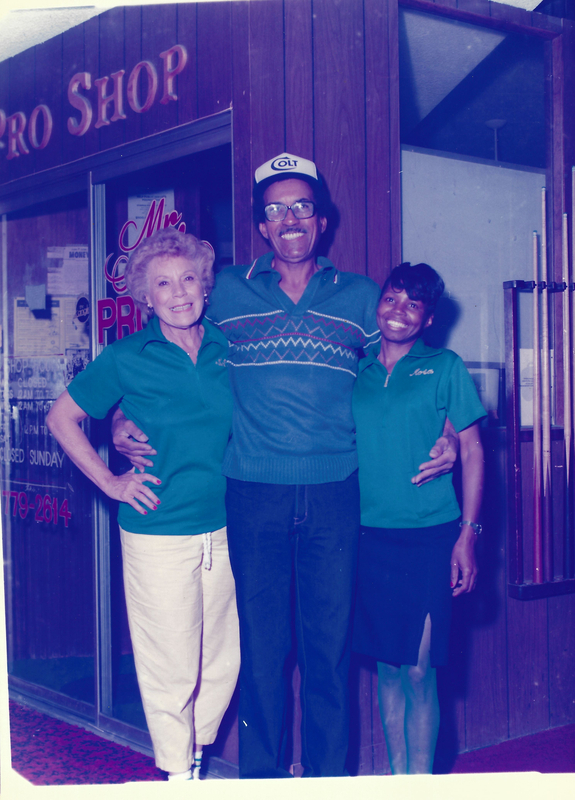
xmin=2 ymin=193 xmax=95 ymax=708
xmin=399 ymin=9 xmax=546 ymax=425
xmin=101 ymin=144 xmax=233 ymax=731
xmin=399 ymin=8 xmax=545 ymax=168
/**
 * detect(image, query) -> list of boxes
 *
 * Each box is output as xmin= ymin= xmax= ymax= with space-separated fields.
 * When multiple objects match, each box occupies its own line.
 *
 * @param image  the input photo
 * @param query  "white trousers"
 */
xmin=120 ymin=526 xmax=240 ymax=773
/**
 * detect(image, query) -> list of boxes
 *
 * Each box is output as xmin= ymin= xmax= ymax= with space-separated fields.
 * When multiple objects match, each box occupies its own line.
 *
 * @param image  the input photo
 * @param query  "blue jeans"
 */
xmin=225 ymin=472 xmax=360 ymax=778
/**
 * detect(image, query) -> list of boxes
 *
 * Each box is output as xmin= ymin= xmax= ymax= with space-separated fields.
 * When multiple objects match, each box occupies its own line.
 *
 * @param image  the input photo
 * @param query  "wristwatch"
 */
xmin=460 ymin=520 xmax=482 ymax=535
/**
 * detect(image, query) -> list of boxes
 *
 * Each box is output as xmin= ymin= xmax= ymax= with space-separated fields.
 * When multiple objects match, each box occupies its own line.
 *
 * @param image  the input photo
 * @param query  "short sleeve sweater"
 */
xmin=353 ymin=339 xmax=486 ymax=528
xmin=67 ymin=315 xmax=232 ymax=535
xmin=207 ymin=252 xmax=381 ymax=485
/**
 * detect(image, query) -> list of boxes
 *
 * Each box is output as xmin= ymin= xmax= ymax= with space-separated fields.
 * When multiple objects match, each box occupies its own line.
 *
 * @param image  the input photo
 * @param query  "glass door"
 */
xmin=92 ymin=143 xmax=234 ymax=745
xmin=2 ymin=192 xmax=96 ymax=715
xmin=2 ymin=115 xmax=237 ymax=770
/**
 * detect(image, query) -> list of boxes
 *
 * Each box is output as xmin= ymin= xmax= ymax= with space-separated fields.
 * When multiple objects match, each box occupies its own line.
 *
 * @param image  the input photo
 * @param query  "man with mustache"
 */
xmin=113 ymin=153 xmax=456 ymax=778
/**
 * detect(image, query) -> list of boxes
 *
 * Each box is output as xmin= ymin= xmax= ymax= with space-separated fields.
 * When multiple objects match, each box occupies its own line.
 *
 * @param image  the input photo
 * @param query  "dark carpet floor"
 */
xmin=8 ymin=700 xmax=575 ymax=784
xmin=9 ymin=701 xmax=164 ymax=785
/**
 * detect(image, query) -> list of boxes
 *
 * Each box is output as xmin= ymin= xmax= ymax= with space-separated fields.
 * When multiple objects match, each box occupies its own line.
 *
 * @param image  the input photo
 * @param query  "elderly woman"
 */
xmin=47 ymin=227 xmax=239 ymax=781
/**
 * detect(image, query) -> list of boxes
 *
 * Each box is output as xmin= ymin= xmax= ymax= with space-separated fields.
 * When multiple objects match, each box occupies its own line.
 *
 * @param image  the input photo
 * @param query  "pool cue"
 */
xmin=533 ymin=229 xmax=543 ymax=583
xmin=540 ymin=188 xmax=553 ymax=582
xmin=563 ymin=211 xmax=572 ymax=580
xmin=571 ymin=165 xmax=575 ymax=579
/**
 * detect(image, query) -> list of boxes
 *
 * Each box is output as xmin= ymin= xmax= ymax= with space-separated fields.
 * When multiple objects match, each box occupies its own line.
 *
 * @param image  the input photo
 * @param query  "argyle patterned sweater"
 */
xmin=206 ymin=252 xmax=380 ymax=485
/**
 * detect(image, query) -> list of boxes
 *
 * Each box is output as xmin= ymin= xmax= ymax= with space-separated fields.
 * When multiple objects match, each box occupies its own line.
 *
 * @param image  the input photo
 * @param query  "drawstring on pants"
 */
xmin=203 ymin=531 xmax=212 ymax=570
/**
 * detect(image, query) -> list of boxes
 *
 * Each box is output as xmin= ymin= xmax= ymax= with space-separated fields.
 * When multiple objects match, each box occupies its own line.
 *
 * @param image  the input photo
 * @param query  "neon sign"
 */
xmin=97 ymin=197 xmax=186 ymax=345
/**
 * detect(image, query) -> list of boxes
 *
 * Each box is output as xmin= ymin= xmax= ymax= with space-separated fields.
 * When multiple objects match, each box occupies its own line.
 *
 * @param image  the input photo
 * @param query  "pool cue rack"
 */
xmin=503 ymin=190 xmax=575 ymax=599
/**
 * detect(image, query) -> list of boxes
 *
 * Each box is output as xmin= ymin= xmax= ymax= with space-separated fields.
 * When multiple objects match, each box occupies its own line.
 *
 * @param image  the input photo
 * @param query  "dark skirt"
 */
xmin=352 ymin=519 xmax=460 ymax=667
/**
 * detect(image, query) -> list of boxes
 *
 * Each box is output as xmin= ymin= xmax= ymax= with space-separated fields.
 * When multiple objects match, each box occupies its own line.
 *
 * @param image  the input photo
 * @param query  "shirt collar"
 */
xmin=245 ymin=251 xmax=338 ymax=282
xmin=358 ymin=346 xmax=380 ymax=374
xmin=358 ymin=337 xmax=442 ymax=374
xmin=137 ymin=313 xmax=226 ymax=353
xmin=136 ymin=313 xmax=165 ymax=351
xmin=405 ymin=337 xmax=442 ymax=358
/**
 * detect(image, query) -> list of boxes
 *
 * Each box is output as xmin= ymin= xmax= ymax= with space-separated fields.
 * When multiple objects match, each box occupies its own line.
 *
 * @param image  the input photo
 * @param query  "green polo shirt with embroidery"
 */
xmin=67 ymin=315 xmax=233 ymax=536
xmin=353 ymin=339 xmax=486 ymax=529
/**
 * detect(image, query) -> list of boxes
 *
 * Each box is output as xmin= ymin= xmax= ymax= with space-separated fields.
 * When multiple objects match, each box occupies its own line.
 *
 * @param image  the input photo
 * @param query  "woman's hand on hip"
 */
xmin=104 ymin=468 xmax=162 ymax=515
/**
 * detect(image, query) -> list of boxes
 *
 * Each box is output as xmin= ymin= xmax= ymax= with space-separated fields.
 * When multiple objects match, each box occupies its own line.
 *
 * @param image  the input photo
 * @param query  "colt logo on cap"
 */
xmin=254 ymin=152 xmax=318 ymax=184
xmin=271 ymin=157 xmax=299 ymax=171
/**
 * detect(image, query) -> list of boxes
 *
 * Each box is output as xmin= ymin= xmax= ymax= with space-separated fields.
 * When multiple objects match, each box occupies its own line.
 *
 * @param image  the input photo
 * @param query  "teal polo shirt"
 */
xmin=353 ymin=339 xmax=486 ymax=529
xmin=68 ymin=315 xmax=232 ymax=536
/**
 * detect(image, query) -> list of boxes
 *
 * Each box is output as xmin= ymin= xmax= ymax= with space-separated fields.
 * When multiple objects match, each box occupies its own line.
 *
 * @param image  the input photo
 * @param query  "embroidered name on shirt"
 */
xmin=409 ymin=368 xmax=434 ymax=376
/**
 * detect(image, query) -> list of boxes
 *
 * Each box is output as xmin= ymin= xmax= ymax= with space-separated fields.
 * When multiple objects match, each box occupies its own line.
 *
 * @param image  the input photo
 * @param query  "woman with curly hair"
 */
xmin=47 ymin=227 xmax=239 ymax=781
xmin=353 ymin=262 xmax=485 ymax=774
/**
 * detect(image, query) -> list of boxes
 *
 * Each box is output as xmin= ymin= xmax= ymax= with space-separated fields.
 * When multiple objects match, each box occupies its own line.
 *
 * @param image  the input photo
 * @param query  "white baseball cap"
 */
xmin=254 ymin=152 xmax=318 ymax=184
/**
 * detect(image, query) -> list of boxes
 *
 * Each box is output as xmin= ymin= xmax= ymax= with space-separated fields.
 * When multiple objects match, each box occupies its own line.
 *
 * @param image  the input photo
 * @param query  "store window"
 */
xmin=99 ymin=144 xmax=232 ymax=732
xmin=399 ymin=7 xmax=547 ymax=426
xmin=1 ymin=126 xmax=234 ymax=751
xmin=2 ymin=193 xmax=95 ymax=707
xmin=399 ymin=9 xmax=574 ymax=595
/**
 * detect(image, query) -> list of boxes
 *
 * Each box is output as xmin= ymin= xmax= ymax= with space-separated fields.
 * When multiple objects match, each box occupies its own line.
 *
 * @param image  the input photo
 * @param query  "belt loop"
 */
xmin=293 ymin=485 xmax=308 ymax=526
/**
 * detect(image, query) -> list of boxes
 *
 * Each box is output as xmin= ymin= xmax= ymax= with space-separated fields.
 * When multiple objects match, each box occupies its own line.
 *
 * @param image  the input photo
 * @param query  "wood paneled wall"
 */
xmin=1 ymin=0 xmax=574 ymax=773
xmin=0 ymin=1 xmax=400 ymax=283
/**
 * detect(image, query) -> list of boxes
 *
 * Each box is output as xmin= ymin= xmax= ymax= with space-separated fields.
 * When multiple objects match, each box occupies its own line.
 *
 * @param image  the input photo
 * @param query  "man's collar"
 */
xmin=245 ymin=251 xmax=336 ymax=280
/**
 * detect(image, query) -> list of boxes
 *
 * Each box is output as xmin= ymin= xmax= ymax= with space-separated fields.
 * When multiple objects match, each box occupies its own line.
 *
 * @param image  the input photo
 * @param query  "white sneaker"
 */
xmin=167 ymin=769 xmax=192 ymax=781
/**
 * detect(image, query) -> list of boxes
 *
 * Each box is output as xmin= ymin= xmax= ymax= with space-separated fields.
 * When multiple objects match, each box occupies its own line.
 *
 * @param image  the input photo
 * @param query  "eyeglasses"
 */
xmin=264 ymin=200 xmax=316 ymax=222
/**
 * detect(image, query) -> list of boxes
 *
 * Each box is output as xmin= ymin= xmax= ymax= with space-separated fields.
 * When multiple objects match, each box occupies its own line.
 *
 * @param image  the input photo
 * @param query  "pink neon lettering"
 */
xmin=103 ymin=253 xmax=128 ymax=294
xmin=164 ymin=210 xmax=183 ymax=228
xmin=97 ymin=299 xmax=116 ymax=345
xmin=116 ymin=296 xmax=137 ymax=340
xmin=119 ymin=199 xmax=166 ymax=252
